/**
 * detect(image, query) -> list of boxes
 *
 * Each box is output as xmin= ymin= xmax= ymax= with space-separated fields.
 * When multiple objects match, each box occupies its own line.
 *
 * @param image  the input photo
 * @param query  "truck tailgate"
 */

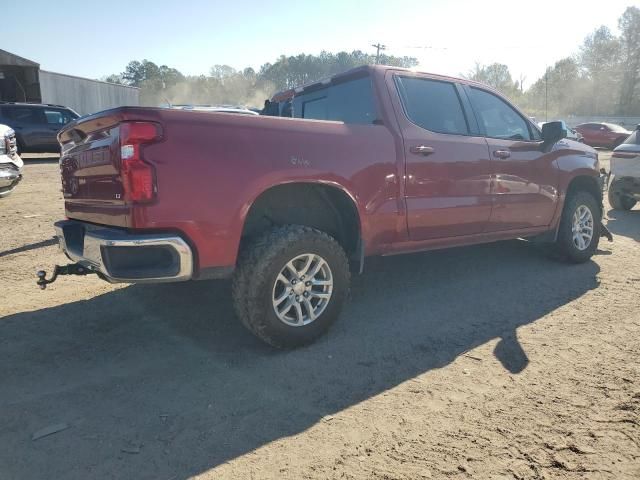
xmin=58 ymin=108 xmax=163 ymax=228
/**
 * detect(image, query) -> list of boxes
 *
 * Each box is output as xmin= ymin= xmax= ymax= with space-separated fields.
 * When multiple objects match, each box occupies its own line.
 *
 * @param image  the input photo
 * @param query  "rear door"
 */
xmin=388 ymin=73 xmax=492 ymax=240
xmin=464 ymin=86 xmax=558 ymax=231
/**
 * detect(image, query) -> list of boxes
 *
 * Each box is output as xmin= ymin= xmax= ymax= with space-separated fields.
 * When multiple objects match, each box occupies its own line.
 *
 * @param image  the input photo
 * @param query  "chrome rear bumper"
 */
xmin=54 ymin=220 xmax=193 ymax=283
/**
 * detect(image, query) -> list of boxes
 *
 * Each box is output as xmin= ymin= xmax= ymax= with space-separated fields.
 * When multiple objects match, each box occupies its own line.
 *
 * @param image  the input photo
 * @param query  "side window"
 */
xmin=3 ymin=106 xmax=44 ymax=124
xmin=468 ymin=87 xmax=532 ymax=140
xmin=529 ymin=123 xmax=542 ymax=140
xmin=44 ymin=109 xmax=64 ymax=124
xmin=44 ymin=109 xmax=75 ymax=125
xmin=292 ymin=76 xmax=377 ymax=124
xmin=301 ymin=96 xmax=328 ymax=121
xmin=395 ymin=76 xmax=469 ymax=135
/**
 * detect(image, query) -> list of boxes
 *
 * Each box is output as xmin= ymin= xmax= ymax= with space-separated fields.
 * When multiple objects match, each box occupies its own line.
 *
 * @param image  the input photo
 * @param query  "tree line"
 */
xmin=104 ymin=51 xmax=418 ymax=108
xmin=465 ymin=6 xmax=639 ymax=118
xmin=105 ymin=6 xmax=639 ymax=118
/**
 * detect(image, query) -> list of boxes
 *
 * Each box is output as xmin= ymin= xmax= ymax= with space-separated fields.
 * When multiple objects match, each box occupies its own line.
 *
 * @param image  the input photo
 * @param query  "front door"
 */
xmin=464 ymin=86 xmax=558 ymax=231
xmin=388 ymin=73 xmax=492 ymax=240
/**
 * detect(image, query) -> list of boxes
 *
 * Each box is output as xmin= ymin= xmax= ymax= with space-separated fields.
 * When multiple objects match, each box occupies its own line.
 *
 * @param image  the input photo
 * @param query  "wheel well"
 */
xmin=567 ymin=176 xmax=602 ymax=212
xmin=241 ymin=183 xmax=361 ymax=259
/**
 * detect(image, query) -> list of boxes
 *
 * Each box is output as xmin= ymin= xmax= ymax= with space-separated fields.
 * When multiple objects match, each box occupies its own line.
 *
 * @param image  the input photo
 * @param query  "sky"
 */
xmin=3 ymin=0 xmax=634 ymax=89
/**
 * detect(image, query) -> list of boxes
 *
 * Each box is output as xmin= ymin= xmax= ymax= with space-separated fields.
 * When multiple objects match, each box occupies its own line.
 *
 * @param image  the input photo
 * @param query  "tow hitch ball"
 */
xmin=36 ymin=264 xmax=96 ymax=290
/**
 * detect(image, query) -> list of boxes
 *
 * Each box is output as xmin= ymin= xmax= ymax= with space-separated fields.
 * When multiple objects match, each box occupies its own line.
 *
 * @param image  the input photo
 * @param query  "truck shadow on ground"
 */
xmin=0 ymin=237 xmax=57 ymax=259
xmin=0 ymin=240 xmax=600 ymax=480
xmin=606 ymin=208 xmax=640 ymax=242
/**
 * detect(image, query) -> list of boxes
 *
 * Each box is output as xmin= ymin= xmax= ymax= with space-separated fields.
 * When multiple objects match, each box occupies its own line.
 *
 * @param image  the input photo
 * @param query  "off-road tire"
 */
xmin=608 ymin=180 xmax=636 ymax=210
xmin=554 ymin=191 xmax=601 ymax=263
xmin=232 ymin=225 xmax=350 ymax=348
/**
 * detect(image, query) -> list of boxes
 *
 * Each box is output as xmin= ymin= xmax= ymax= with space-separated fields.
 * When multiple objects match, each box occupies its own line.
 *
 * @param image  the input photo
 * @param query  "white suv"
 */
xmin=0 ymin=124 xmax=23 ymax=198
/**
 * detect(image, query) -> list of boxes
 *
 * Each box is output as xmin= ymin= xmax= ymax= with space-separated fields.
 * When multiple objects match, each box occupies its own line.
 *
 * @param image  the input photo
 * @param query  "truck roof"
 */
xmin=269 ymin=64 xmax=490 ymax=102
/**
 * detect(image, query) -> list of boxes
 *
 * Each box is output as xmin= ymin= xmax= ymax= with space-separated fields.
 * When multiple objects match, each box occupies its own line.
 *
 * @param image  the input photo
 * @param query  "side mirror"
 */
xmin=541 ymin=120 xmax=568 ymax=143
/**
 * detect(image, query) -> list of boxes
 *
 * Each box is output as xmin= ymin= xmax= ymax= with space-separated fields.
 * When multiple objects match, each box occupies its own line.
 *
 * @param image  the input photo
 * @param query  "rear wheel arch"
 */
xmin=239 ymin=182 xmax=363 ymax=262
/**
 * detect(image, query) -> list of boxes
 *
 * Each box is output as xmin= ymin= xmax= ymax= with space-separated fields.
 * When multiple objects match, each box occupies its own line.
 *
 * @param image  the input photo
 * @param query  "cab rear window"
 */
xmin=291 ymin=76 xmax=377 ymax=125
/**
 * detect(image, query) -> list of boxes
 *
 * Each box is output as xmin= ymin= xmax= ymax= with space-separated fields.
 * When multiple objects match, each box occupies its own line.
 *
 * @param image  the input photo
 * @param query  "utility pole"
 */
xmin=371 ymin=43 xmax=386 ymax=64
xmin=544 ymin=69 xmax=548 ymax=122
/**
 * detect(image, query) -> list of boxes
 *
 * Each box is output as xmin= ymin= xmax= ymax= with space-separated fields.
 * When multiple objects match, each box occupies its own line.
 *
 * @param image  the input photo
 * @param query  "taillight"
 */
xmin=119 ymin=121 xmax=162 ymax=203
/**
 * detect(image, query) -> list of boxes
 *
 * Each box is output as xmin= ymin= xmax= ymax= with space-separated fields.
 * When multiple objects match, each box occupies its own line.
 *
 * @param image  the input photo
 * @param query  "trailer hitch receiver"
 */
xmin=37 ymin=263 xmax=96 ymax=290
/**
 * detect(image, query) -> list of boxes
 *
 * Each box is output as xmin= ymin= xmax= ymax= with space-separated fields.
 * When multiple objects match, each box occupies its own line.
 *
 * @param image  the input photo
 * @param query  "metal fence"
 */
xmin=39 ymin=70 xmax=139 ymax=116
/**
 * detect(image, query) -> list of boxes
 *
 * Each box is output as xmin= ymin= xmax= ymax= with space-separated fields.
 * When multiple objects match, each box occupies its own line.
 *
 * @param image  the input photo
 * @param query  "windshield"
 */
xmin=623 ymin=131 xmax=638 ymax=145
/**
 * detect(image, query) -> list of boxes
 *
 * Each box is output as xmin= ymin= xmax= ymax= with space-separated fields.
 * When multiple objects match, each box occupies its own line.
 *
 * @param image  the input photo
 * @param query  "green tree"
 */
xmin=618 ymin=6 xmax=640 ymax=114
xmin=464 ymin=63 xmax=519 ymax=99
xmin=579 ymin=26 xmax=621 ymax=115
xmin=258 ymin=50 xmax=418 ymax=91
xmin=102 ymin=74 xmax=124 ymax=85
xmin=122 ymin=60 xmax=146 ymax=86
xmin=524 ymin=57 xmax=582 ymax=118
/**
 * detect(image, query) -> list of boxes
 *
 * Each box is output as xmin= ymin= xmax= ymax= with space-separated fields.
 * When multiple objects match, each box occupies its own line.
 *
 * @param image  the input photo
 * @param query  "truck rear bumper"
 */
xmin=54 ymin=220 xmax=193 ymax=283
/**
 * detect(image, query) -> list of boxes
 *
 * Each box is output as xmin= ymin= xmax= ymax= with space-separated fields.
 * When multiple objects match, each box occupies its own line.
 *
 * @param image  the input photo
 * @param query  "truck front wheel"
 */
xmin=553 ymin=191 xmax=601 ymax=263
xmin=232 ymin=225 xmax=350 ymax=348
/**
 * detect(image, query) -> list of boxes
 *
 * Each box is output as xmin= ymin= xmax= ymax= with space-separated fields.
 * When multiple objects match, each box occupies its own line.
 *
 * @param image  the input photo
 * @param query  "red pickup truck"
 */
xmin=46 ymin=65 xmax=609 ymax=348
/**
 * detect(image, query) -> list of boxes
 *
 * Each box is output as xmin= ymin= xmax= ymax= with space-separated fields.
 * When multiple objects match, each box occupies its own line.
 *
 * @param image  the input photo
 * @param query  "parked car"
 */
xmin=0 ymin=102 xmax=79 ymax=152
xmin=608 ymin=124 xmax=640 ymax=210
xmin=45 ymin=65 xmax=610 ymax=348
xmin=574 ymin=122 xmax=631 ymax=149
xmin=0 ymin=124 xmax=23 ymax=197
xmin=539 ymin=122 xmax=584 ymax=142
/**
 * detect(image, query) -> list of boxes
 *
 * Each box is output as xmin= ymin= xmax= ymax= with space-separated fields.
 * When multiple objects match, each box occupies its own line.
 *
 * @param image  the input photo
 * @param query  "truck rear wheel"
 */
xmin=232 ymin=225 xmax=350 ymax=348
xmin=608 ymin=179 xmax=637 ymax=210
xmin=553 ymin=191 xmax=601 ymax=263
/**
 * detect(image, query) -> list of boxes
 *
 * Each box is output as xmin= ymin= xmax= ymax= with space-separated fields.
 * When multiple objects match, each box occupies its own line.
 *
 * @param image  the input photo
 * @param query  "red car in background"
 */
xmin=574 ymin=122 xmax=631 ymax=149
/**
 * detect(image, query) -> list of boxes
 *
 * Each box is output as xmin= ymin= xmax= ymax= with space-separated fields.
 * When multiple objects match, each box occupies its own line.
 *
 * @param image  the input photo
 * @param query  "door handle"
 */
xmin=493 ymin=149 xmax=511 ymax=159
xmin=410 ymin=145 xmax=435 ymax=156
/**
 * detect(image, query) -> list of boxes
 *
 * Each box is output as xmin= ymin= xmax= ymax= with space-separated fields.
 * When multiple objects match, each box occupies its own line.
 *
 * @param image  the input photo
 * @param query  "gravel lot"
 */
xmin=1 ymin=153 xmax=638 ymax=479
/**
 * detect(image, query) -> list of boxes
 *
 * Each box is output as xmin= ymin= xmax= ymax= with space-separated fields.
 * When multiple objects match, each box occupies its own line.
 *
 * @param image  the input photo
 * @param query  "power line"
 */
xmin=371 ymin=43 xmax=386 ymax=64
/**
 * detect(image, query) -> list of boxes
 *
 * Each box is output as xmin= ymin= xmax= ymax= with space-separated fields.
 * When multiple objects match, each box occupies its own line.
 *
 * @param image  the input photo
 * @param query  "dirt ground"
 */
xmin=1 ymin=153 xmax=638 ymax=480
